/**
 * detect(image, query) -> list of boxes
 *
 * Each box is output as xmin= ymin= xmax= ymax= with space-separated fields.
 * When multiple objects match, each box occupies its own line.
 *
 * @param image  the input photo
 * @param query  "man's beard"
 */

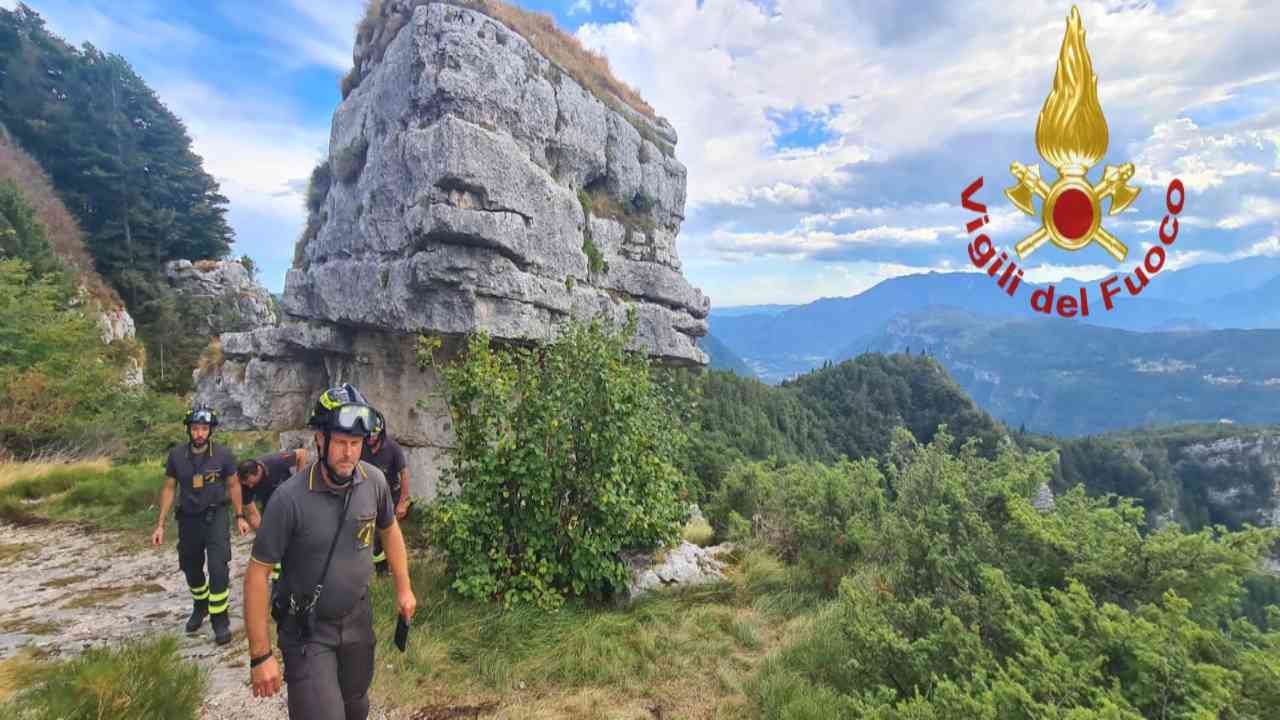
xmin=191 ymin=437 xmax=208 ymax=449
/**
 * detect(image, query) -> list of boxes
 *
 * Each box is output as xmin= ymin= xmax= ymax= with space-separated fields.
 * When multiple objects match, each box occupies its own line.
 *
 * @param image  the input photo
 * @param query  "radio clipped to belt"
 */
xmin=272 ymin=487 xmax=352 ymax=640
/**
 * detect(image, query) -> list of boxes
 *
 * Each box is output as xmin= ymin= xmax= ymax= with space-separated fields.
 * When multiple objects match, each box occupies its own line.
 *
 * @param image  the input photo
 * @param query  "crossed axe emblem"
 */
xmin=1004 ymin=161 xmax=1142 ymax=262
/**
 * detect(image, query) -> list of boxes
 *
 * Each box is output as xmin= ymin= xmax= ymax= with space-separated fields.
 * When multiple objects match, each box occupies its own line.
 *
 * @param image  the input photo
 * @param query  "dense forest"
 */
xmin=0 ymin=4 xmax=234 ymax=391
xmin=693 ymin=355 xmax=1280 ymax=538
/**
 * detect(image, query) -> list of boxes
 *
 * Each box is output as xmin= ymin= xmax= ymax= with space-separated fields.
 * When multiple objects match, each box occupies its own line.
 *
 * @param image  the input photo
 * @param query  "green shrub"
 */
xmin=0 ymin=259 xmax=131 ymax=456
xmin=305 ymin=159 xmax=332 ymax=215
xmin=334 ymin=137 xmax=369 ymax=184
xmin=3 ymin=635 xmax=206 ymax=719
xmin=0 ymin=178 xmax=63 ymax=279
xmin=419 ymin=314 xmax=689 ymax=609
xmin=706 ymin=458 xmax=886 ymax=594
xmin=682 ymin=516 xmax=714 ymax=546
xmin=748 ymin=429 xmax=1280 ymax=718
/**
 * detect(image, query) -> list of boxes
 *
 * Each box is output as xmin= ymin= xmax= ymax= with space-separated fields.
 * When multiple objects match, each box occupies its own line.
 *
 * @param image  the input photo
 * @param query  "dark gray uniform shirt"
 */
xmin=165 ymin=443 xmax=238 ymax=516
xmin=250 ymin=461 xmax=395 ymax=619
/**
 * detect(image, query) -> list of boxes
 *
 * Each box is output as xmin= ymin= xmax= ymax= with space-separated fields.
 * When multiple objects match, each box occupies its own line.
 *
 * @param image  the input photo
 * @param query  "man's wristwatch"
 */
xmin=236 ymin=513 xmax=246 ymax=519
xmin=250 ymin=650 xmax=273 ymax=668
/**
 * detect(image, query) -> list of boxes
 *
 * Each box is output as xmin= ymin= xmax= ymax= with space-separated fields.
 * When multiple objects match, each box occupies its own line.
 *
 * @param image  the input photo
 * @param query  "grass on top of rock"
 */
xmin=352 ymin=0 xmax=657 ymax=123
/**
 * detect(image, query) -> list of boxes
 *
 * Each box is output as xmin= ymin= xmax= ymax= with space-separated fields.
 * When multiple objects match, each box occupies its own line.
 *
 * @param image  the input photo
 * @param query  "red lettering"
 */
xmin=1159 ymin=215 xmax=1178 ymax=245
xmin=1007 ymin=269 xmax=1023 ymax=297
xmin=968 ymin=235 xmax=995 ymax=268
xmin=1166 ymin=178 xmax=1184 ymax=215
xmin=1079 ymin=286 xmax=1089 ymax=317
xmin=1101 ymin=275 xmax=1121 ymax=310
xmin=1031 ymin=285 xmax=1055 ymax=314
xmin=1057 ymin=293 xmax=1078 ymax=318
xmin=988 ymin=251 xmax=1007 ymax=277
xmin=965 ymin=214 xmax=990 ymax=234
xmin=1125 ymin=268 xmax=1150 ymax=296
xmin=1144 ymin=245 xmax=1166 ymax=275
xmin=961 ymin=177 xmax=987 ymax=213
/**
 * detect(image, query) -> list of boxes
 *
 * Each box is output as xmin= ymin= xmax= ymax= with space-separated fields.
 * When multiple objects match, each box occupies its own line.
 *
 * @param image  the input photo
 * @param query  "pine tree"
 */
xmin=0 ymin=4 xmax=233 ymax=317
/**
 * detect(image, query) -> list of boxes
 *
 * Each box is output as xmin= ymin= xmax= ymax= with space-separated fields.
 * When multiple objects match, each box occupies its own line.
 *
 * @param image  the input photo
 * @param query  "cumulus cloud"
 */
xmin=575 ymin=0 xmax=1280 ymax=301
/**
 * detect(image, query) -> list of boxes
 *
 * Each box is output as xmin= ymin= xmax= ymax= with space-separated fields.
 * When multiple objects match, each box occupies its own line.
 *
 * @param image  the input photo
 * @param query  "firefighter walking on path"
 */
xmin=244 ymin=384 xmax=416 ymax=720
xmin=151 ymin=403 xmax=250 ymax=646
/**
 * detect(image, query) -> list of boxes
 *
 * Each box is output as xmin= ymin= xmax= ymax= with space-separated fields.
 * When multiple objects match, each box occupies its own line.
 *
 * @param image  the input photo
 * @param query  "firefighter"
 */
xmin=361 ymin=409 xmax=410 ymax=575
xmin=151 ymin=403 xmax=249 ymax=646
xmin=237 ymin=447 xmax=307 ymax=584
xmin=245 ymin=384 xmax=416 ymax=720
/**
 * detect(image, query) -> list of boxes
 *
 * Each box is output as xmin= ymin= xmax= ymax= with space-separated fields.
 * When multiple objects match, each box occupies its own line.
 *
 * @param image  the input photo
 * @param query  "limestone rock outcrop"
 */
xmin=197 ymin=2 xmax=709 ymax=500
xmin=164 ymin=259 xmax=277 ymax=335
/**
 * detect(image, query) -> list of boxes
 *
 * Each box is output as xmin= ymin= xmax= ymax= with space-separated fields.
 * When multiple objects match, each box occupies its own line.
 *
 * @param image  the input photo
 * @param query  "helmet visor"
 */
xmin=332 ymin=404 xmax=377 ymax=436
xmin=188 ymin=409 xmax=216 ymax=425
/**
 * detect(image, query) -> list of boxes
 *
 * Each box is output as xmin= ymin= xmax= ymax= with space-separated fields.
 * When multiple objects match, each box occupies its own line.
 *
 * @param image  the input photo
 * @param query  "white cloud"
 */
xmin=149 ymin=78 xmax=329 ymax=288
xmin=577 ymin=0 xmax=1280 ymax=290
xmin=709 ymin=223 xmax=954 ymax=260
xmin=569 ymin=0 xmax=593 ymax=16
xmin=1132 ymin=118 xmax=1273 ymax=192
xmin=1217 ymin=196 xmax=1280 ymax=230
xmin=1021 ymin=263 xmax=1117 ymax=284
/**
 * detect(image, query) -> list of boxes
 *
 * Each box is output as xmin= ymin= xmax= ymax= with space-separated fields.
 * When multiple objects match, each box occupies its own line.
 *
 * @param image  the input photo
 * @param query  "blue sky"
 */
xmin=7 ymin=0 xmax=1280 ymax=307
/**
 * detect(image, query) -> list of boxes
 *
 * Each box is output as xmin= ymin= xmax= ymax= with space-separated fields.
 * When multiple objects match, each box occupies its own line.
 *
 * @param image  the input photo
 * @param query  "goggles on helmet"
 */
xmin=330 ymin=403 xmax=378 ymax=436
xmin=187 ymin=409 xmax=216 ymax=425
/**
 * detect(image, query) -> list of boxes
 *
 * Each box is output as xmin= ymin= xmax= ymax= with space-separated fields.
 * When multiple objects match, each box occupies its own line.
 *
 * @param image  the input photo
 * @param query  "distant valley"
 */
xmin=704 ymin=257 xmax=1280 ymax=436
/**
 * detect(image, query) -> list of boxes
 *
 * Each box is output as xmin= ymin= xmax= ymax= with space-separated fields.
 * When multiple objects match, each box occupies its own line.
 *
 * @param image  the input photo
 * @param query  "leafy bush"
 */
xmin=707 ymin=459 xmax=886 ymax=595
xmin=2 ymin=635 xmax=206 ymax=720
xmin=419 ymin=315 xmax=690 ymax=609
xmin=0 ymin=178 xmax=62 ymax=278
xmin=0 ymin=259 xmax=183 ymax=459
xmin=748 ymin=429 xmax=1280 ymax=718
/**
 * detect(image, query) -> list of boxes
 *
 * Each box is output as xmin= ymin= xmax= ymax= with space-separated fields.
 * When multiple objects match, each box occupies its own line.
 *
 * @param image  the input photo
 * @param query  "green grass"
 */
xmin=365 ymin=545 xmax=813 ymax=717
xmin=683 ymin=516 xmax=715 ymax=546
xmin=0 ymin=635 xmax=206 ymax=720
xmin=0 ymin=431 xmax=278 ymax=532
xmin=0 ymin=462 xmax=165 ymax=531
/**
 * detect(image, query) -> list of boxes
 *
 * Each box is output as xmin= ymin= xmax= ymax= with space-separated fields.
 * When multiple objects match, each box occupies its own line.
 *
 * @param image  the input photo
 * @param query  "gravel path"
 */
xmin=0 ymin=519 xmax=394 ymax=719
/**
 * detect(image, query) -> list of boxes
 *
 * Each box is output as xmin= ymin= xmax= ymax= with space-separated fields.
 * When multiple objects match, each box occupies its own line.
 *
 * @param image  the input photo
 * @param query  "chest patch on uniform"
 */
xmin=356 ymin=514 xmax=375 ymax=549
xmin=192 ymin=473 xmax=204 ymax=489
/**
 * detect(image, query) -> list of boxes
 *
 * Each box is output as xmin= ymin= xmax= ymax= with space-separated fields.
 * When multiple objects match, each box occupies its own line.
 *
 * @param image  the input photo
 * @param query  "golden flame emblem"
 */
xmin=1004 ymin=6 xmax=1141 ymax=261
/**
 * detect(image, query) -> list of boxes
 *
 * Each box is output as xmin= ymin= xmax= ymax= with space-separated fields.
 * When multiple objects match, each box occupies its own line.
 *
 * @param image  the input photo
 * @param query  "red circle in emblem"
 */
xmin=1052 ymin=188 xmax=1094 ymax=240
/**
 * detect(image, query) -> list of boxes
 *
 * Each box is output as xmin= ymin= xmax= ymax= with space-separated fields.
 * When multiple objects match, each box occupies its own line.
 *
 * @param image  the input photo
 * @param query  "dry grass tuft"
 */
xmin=0 ymin=456 xmax=111 ymax=491
xmin=196 ymin=337 xmax=224 ymax=375
xmin=0 ymin=650 xmax=45 ymax=705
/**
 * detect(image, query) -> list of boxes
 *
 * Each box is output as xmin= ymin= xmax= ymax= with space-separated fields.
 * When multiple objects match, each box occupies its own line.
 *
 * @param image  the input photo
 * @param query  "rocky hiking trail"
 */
xmin=0 ymin=519 xmax=393 ymax=719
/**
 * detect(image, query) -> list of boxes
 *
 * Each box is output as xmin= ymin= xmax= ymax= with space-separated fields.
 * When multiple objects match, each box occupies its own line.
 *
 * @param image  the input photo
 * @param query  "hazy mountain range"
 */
xmin=703 ymin=256 xmax=1280 ymax=436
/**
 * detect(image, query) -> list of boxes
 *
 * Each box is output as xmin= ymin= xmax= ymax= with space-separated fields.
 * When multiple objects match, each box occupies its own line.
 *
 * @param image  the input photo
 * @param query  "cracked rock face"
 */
xmin=289 ymin=2 xmax=707 ymax=361
xmin=197 ymin=2 xmax=708 ymax=501
xmin=165 ymin=259 xmax=278 ymax=334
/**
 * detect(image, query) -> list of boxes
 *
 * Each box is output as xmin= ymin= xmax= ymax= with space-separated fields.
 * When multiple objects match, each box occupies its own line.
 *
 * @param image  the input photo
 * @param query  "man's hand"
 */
xmin=293 ymin=447 xmax=307 ymax=471
xmin=150 ymin=525 xmax=164 ymax=546
xmin=398 ymin=587 xmax=417 ymax=621
xmin=237 ymin=517 xmax=250 ymax=537
xmin=248 ymin=512 xmax=261 ymax=531
xmin=395 ymin=499 xmax=410 ymax=520
xmin=250 ymin=656 xmax=282 ymax=698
